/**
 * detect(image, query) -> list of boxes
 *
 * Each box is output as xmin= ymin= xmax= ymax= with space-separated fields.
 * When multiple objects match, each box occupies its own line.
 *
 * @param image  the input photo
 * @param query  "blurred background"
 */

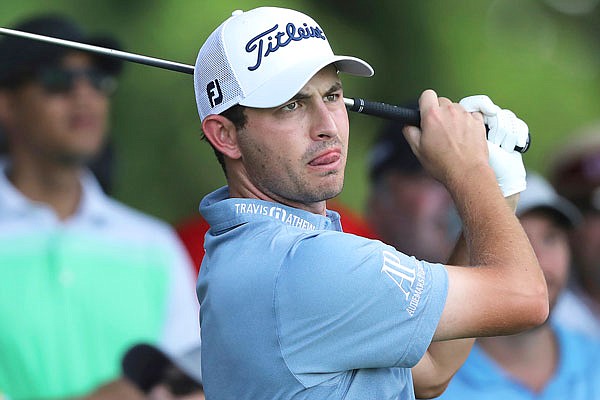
xmin=2 ymin=0 xmax=600 ymax=223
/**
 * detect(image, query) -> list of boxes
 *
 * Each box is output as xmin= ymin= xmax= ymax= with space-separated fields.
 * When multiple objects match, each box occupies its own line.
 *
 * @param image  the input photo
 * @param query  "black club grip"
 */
xmin=346 ymin=97 xmax=421 ymax=127
xmin=344 ymin=97 xmax=530 ymax=153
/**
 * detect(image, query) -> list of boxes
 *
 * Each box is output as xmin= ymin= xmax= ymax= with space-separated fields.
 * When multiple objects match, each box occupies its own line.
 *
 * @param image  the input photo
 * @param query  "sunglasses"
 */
xmin=36 ymin=67 xmax=118 ymax=95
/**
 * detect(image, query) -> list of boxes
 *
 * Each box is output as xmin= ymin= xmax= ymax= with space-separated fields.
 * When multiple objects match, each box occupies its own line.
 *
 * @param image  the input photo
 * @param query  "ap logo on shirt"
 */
xmin=381 ymin=250 xmax=425 ymax=316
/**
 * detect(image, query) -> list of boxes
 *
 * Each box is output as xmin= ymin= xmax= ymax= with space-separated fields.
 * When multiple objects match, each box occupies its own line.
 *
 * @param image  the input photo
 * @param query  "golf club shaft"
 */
xmin=0 ymin=26 xmax=420 ymax=123
xmin=0 ymin=27 xmax=194 ymax=74
xmin=0 ymin=26 xmax=529 ymax=153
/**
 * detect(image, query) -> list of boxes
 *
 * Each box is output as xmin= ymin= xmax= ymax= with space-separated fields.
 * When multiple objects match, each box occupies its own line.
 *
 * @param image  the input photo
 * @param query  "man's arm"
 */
xmin=412 ymin=194 xmax=520 ymax=398
xmin=403 ymin=90 xmax=547 ymax=342
xmin=404 ymin=90 xmax=547 ymax=397
xmin=431 ymin=141 xmax=546 ymax=340
xmin=411 ymin=234 xmax=473 ymax=398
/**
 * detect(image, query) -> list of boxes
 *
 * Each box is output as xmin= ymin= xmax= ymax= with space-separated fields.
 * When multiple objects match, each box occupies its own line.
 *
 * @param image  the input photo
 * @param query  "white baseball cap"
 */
xmin=194 ymin=7 xmax=374 ymax=122
xmin=516 ymin=172 xmax=582 ymax=228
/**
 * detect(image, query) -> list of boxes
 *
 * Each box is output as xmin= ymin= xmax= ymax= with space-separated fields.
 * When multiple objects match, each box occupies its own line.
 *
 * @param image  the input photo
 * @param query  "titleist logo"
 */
xmin=245 ymin=22 xmax=326 ymax=71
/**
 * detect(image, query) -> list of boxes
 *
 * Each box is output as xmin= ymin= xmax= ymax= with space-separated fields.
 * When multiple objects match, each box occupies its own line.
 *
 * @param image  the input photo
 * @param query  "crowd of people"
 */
xmin=2 ymin=5 xmax=600 ymax=400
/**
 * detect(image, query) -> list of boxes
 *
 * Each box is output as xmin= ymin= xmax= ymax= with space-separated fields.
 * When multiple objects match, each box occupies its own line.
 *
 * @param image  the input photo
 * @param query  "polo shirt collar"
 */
xmin=200 ymin=186 xmax=342 ymax=233
xmin=0 ymin=158 xmax=111 ymax=224
xmin=73 ymin=170 xmax=112 ymax=224
xmin=0 ymin=159 xmax=30 ymax=216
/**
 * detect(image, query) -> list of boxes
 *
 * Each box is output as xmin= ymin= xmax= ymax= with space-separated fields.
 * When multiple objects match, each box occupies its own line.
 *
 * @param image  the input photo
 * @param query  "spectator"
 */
xmin=438 ymin=172 xmax=600 ymax=399
xmin=365 ymin=119 xmax=456 ymax=263
xmin=549 ymin=125 xmax=600 ymax=338
xmin=0 ymin=14 xmax=199 ymax=399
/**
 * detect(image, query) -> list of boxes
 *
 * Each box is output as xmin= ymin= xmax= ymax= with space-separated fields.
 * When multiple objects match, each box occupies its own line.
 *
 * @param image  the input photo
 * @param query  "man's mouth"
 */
xmin=309 ymin=151 xmax=341 ymax=166
xmin=71 ymin=114 xmax=100 ymax=130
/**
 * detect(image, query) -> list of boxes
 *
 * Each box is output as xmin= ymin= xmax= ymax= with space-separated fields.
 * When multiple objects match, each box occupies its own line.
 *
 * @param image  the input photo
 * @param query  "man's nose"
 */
xmin=310 ymin=100 xmax=337 ymax=140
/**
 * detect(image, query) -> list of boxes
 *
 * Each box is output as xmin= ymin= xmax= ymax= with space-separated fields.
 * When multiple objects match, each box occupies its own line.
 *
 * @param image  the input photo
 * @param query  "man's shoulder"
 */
xmin=101 ymin=196 xmax=174 ymax=237
xmin=82 ymin=171 xmax=175 ymax=235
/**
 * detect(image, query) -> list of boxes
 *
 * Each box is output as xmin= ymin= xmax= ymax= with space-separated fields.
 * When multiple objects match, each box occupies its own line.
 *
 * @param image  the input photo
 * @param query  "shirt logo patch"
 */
xmin=381 ymin=250 xmax=425 ymax=316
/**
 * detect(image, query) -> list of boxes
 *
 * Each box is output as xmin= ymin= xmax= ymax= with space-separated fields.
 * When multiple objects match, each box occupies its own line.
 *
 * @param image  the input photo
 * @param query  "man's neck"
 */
xmin=7 ymin=157 xmax=83 ymax=221
xmin=226 ymin=172 xmax=327 ymax=216
xmin=477 ymin=324 xmax=558 ymax=393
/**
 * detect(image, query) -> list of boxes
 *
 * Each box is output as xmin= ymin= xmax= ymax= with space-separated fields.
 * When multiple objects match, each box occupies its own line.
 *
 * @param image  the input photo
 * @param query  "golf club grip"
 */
xmin=346 ymin=97 xmax=530 ymax=153
xmin=346 ymin=97 xmax=420 ymax=126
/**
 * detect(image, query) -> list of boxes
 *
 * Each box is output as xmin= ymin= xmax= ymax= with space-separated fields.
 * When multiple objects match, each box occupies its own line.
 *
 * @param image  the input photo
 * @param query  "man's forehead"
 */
xmin=294 ymin=81 xmax=343 ymax=99
xmin=291 ymin=65 xmax=342 ymax=98
xmin=60 ymin=51 xmax=96 ymax=67
xmin=520 ymin=208 xmax=572 ymax=230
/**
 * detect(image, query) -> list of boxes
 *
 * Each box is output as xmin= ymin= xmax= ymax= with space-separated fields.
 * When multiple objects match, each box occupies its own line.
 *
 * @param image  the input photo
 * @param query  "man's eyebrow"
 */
xmin=289 ymin=81 xmax=344 ymax=101
xmin=326 ymin=81 xmax=343 ymax=94
xmin=289 ymin=91 xmax=311 ymax=102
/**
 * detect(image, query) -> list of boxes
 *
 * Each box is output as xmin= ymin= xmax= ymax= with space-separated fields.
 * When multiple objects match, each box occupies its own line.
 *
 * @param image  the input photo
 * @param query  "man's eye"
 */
xmin=325 ymin=94 xmax=339 ymax=102
xmin=282 ymin=101 xmax=298 ymax=111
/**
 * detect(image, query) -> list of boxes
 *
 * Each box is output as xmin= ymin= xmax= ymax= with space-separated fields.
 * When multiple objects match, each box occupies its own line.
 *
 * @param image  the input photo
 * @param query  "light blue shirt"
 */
xmin=438 ymin=323 xmax=600 ymax=399
xmin=197 ymin=186 xmax=448 ymax=399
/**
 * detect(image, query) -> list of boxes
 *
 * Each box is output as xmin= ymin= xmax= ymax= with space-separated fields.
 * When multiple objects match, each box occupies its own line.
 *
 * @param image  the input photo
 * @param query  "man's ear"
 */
xmin=201 ymin=115 xmax=242 ymax=160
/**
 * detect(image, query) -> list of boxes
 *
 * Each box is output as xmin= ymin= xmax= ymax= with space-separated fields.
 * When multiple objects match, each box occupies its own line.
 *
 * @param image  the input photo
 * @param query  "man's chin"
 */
xmin=56 ymin=152 xmax=97 ymax=167
xmin=319 ymin=181 xmax=344 ymax=202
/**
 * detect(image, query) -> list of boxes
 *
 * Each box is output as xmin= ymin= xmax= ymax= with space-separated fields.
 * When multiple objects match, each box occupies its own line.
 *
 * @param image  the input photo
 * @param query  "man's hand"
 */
xmin=459 ymin=95 xmax=529 ymax=151
xmin=486 ymin=141 xmax=526 ymax=197
xmin=459 ymin=95 xmax=528 ymax=197
xmin=74 ymin=378 xmax=144 ymax=400
xmin=402 ymin=89 xmax=489 ymax=187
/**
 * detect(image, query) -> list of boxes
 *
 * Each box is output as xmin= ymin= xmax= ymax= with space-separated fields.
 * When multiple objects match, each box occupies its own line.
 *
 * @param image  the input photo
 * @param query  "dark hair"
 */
xmin=201 ymin=105 xmax=247 ymax=176
xmin=0 ymin=14 xmax=122 ymax=89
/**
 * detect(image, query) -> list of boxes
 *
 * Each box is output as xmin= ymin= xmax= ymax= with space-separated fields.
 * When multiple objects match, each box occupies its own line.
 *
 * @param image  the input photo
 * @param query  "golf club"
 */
xmin=0 ymin=26 xmax=529 ymax=153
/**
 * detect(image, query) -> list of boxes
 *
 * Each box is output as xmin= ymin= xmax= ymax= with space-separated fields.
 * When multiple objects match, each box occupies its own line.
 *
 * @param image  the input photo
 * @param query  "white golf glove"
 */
xmin=459 ymin=95 xmax=527 ymax=197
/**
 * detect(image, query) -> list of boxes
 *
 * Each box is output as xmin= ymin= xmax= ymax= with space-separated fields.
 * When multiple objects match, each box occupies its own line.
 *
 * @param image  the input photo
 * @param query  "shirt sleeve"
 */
xmin=157 ymin=228 xmax=202 ymax=354
xmin=275 ymin=230 xmax=448 ymax=387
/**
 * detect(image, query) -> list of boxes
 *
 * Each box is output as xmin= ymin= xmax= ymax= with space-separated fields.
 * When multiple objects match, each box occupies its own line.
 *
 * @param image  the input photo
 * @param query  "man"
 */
xmin=0 ymin=15 xmax=200 ymax=399
xmin=195 ymin=7 xmax=547 ymax=399
xmin=439 ymin=172 xmax=600 ymax=399
xmin=549 ymin=126 xmax=600 ymax=338
xmin=366 ymin=120 xmax=456 ymax=263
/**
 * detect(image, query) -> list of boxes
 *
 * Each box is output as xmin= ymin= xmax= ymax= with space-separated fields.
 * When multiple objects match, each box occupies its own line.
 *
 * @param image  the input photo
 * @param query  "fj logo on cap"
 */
xmin=245 ymin=22 xmax=326 ymax=71
xmin=207 ymin=79 xmax=223 ymax=108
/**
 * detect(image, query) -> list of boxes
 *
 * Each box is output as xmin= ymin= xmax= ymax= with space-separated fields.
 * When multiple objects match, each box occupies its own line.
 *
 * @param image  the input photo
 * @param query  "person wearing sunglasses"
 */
xmin=0 ymin=14 xmax=200 ymax=400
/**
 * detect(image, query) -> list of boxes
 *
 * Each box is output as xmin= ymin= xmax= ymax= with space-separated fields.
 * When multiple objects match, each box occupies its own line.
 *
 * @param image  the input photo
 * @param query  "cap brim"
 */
xmin=239 ymin=54 xmax=373 ymax=109
xmin=518 ymin=199 xmax=582 ymax=228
